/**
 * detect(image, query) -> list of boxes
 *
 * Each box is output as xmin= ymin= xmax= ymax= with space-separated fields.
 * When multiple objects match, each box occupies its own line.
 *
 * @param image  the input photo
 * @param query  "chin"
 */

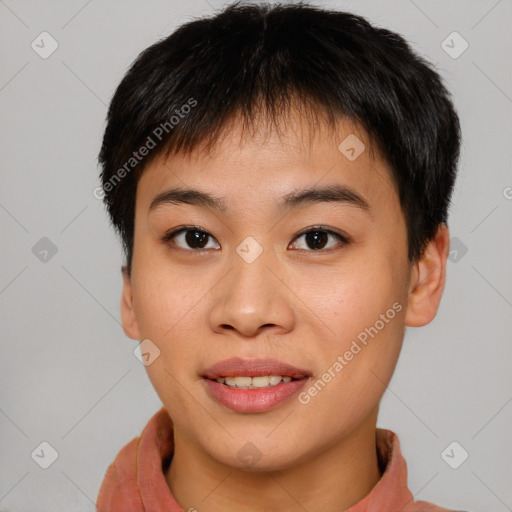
xmin=205 ymin=436 xmax=310 ymax=473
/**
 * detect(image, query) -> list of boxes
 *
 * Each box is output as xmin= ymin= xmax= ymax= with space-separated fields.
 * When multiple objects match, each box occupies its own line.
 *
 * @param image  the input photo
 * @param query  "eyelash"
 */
xmin=160 ymin=225 xmax=350 ymax=253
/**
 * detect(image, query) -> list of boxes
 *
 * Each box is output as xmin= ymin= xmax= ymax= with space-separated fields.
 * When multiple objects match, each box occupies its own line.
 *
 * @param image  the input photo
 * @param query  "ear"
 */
xmin=405 ymin=223 xmax=450 ymax=327
xmin=121 ymin=266 xmax=141 ymax=340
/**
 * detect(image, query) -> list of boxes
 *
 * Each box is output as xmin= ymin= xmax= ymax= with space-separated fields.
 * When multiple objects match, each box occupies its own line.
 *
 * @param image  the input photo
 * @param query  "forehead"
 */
xmin=136 ymin=109 xmax=398 ymax=216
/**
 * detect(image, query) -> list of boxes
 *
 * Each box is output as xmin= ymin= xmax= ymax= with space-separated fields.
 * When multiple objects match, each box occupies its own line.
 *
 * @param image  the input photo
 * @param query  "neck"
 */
xmin=165 ymin=406 xmax=382 ymax=511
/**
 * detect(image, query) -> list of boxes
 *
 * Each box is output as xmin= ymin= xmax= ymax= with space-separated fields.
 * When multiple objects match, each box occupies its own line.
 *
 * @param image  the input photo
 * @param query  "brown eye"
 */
xmin=162 ymin=227 xmax=220 ymax=251
xmin=290 ymin=227 xmax=348 ymax=251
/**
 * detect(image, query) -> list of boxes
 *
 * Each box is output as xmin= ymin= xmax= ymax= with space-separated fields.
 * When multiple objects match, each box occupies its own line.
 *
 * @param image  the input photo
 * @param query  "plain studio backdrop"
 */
xmin=0 ymin=0 xmax=511 ymax=511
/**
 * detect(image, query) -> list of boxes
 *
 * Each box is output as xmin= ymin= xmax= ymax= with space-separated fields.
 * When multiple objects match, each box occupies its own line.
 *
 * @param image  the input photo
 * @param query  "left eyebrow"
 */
xmin=148 ymin=184 xmax=370 ymax=214
xmin=278 ymin=184 xmax=370 ymax=214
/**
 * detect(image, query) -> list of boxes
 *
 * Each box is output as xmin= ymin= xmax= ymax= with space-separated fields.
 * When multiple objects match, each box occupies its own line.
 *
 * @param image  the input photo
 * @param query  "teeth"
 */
xmin=252 ymin=376 xmax=270 ymax=388
xmin=268 ymin=375 xmax=282 ymax=386
xmin=215 ymin=375 xmax=294 ymax=388
xmin=234 ymin=376 xmax=252 ymax=389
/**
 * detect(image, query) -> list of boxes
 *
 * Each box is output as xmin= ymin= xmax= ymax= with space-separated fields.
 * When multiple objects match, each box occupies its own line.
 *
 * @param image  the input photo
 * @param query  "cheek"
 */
xmin=301 ymin=254 xmax=407 ymax=395
xmin=131 ymin=255 xmax=204 ymax=335
xmin=298 ymin=297 xmax=405 ymax=433
xmin=130 ymin=261 xmax=213 ymax=381
xmin=130 ymin=268 xmax=207 ymax=411
xmin=306 ymin=257 xmax=401 ymax=336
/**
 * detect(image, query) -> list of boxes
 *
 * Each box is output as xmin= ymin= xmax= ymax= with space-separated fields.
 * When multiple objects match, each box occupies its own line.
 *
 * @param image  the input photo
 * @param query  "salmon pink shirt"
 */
xmin=96 ymin=407 xmax=460 ymax=512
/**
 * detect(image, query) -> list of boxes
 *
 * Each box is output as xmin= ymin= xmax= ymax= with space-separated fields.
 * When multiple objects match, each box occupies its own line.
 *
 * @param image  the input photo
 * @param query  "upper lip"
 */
xmin=202 ymin=358 xmax=311 ymax=379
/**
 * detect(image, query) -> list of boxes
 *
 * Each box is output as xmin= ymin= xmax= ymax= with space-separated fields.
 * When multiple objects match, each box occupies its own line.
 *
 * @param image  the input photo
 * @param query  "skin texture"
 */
xmin=120 ymin=109 xmax=450 ymax=511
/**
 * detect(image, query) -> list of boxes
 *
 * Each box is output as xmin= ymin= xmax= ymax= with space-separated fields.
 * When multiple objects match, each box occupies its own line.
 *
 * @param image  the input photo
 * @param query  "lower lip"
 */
xmin=203 ymin=378 xmax=309 ymax=413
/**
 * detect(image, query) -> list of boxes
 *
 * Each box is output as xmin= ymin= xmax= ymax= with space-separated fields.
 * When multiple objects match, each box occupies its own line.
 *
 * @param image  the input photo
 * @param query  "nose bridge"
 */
xmin=208 ymin=235 xmax=295 ymax=336
xmin=230 ymin=235 xmax=277 ymax=307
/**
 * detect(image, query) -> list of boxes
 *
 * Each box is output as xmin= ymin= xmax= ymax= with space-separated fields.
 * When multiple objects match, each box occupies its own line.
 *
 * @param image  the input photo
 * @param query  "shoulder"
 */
xmin=96 ymin=435 xmax=144 ymax=511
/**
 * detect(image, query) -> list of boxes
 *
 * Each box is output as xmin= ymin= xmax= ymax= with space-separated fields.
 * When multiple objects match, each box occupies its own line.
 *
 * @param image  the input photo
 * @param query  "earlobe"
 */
xmin=120 ymin=266 xmax=141 ymax=340
xmin=405 ymin=223 xmax=450 ymax=327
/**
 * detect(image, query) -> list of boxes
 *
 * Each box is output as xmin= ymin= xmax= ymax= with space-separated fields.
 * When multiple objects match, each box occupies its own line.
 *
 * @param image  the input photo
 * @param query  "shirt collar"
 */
xmin=98 ymin=406 xmax=420 ymax=511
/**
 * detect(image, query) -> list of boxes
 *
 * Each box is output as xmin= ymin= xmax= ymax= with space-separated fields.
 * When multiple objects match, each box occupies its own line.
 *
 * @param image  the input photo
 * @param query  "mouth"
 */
xmin=201 ymin=358 xmax=311 ymax=413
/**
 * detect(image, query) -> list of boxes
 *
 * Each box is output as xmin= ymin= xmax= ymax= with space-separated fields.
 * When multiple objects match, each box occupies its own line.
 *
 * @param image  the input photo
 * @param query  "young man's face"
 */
xmin=121 ymin=109 xmax=446 ymax=470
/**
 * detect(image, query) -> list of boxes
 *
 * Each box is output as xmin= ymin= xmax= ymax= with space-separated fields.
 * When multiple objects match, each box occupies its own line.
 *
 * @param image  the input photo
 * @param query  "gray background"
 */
xmin=0 ymin=0 xmax=511 ymax=510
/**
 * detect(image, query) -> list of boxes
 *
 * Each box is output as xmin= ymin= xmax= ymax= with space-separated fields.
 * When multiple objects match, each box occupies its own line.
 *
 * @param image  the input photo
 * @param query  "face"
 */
xmin=121 ymin=110 xmax=444 ymax=471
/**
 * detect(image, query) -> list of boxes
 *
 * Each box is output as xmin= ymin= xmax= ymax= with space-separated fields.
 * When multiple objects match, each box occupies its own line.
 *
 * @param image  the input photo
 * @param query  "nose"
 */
xmin=208 ymin=245 xmax=295 ymax=338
